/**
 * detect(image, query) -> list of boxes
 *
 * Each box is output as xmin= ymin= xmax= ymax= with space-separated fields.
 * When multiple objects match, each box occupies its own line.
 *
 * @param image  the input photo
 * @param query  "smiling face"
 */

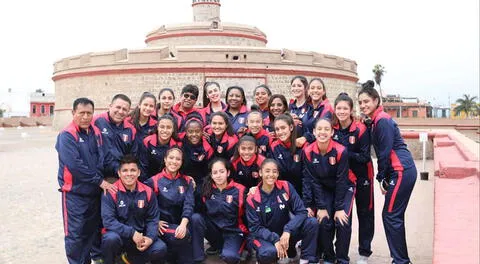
xmin=238 ymin=140 xmax=256 ymax=162
xmin=109 ymin=98 xmax=131 ymax=124
xmin=247 ymin=112 xmax=263 ymax=135
xmin=313 ymin=119 xmax=334 ymax=144
xmin=164 ymin=149 xmax=183 ymax=174
xmin=358 ymin=93 xmax=379 ymax=117
xmin=211 ymin=115 xmax=227 ymax=137
xmin=227 ymin=88 xmax=243 ymax=110
xmin=181 ymin=92 xmax=197 ymax=110
xmin=157 ymin=118 xmax=174 ymax=144
xmin=118 ymin=162 xmax=140 ymax=190
xmin=159 ymin=90 xmax=174 ymax=112
xmin=270 ymin=98 xmax=286 ymax=117
xmin=186 ymin=121 xmax=202 ymax=145
xmin=255 ymin=87 xmax=270 ymax=106
xmin=274 ymin=119 xmax=293 ymax=143
xmin=211 ymin=161 xmax=229 ymax=187
xmin=259 ymin=161 xmax=279 ymax=188
xmin=291 ymin=78 xmax=306 ymax=100
xmin=206 ymin=84 xmax=221 ymax=104
xmin=308 ymin=79 xmax=325 ymax=102
xmin=72 ymin=103 xmax=94 ymax=130
xmin=140 ymin=97 xmax=155 ymax=118
xmin=335 ymin=100 xmax=352 ymax=123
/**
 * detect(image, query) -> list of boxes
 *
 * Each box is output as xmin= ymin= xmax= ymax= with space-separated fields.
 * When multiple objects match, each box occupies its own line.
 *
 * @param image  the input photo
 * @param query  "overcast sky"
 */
xmin=0 ymin=0 xmax=478 ymax=113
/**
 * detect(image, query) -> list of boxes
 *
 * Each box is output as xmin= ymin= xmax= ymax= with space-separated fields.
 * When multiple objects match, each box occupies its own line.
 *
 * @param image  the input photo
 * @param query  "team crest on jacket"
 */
xmin=178 ymin=186 xmax=185 ymax=194
xmin=197 ymin=153 xmax=205 ymax=161
xmin=137 ymin=200 xmax=144 ymax=209
xmin=277 ymin=195 xmax=282 ymax=203
xmin=252 ymin=171 xmax=259 ymax=178
xmin=329 ymin=156 xmax=336 ymax=165
xmin=238 ymin=117 xmax=245 ymax=124
xmin=282 ymin=192 xmax=289 ymax=201
xmin=313 ymin=111 xmax=319 ymax=118
xmin=260 ymin=145 xmax=267 ymax=153
xmin=349 ymin=136 xmax=356 ymax=144
xmin=294 ymin=154 xmax=300 ymax=162
xmin=226 ymin=195 xmax=233 ymax=203
xmin=217 ymin=146 xmax=223 ymax=153
xmin=122 ymin=134 xmax=129 ymax=142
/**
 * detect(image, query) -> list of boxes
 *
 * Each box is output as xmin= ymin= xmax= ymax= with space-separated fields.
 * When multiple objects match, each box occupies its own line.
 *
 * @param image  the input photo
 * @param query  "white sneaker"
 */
xmin=299 ymin=259 xmax=319 ymax=264
xmin=357 ymin=255 xmax=369 ymax=264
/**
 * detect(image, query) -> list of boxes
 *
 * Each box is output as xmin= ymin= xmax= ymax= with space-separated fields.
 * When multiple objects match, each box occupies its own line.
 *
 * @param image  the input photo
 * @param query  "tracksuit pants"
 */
xmin=160 ymin=214 xmax=202 ymax=264
xmin=382 ymin=167 xmax=416 ymax=264
xmin=192 ymin=214 xmax=246 ymax=264
xmin=101 ymin=231 xmax=167 ymax=264
xmin=355 ymin=176 xmax=375 ymax=257
xmin=61 ymin=191 xmax=101 ymax=264
xmin=250 ymin=217 xmax=319 ymax=264
xmin=318 ymin=186 xmax=356 ymax=264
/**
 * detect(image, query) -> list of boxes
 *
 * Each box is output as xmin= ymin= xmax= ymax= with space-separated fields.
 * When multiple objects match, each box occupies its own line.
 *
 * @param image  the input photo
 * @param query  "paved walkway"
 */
xmin=0 ymin=127 xmax=434 ymax=263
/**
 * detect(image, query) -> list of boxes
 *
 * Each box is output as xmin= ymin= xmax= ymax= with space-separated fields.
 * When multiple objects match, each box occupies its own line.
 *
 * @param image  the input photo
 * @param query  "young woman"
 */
xmin=192 ymin=158 xmax=248 ymax=264
xmin=128 ymin=92 xmax=157 ymax=140
xmin=289 ymin=76 xmax=310 ymax=138
xmin=208 ymin=112 xmax=239 ymax=161
xmin=253 ymin=84 xmax=272 ymax=120
xmin=157 ymin=88 xmax=176 ymax=118
xmin=225 ymin=86 xmax=249 ymax=134
xmin=230 ymin=135 xmax=266 ymax=189
xmin=302 ymin=118 xmax=354 ymax=264
xmin=358 ymin=80 xmax=416 ymax=264
xmin=333 ymin=92 xmax=374 ymax=263
xmin=244 ymin=110 xmax=272 ymax=156
xmin=139 ymin=114 xmax=182 ymax=181
xmin=201 ymin=81 xmax=227 ymax=125
xmin=246 ymin=159 xmax=319 ymax=264
xmin=301 ymin=78 xmax=334 ymax=144
xmin=144 ymin=147 xmax=201 ymax=264
xmin=268 ymin=113 xmax=303 ymax=195
xmin=264 ymin=94 xmax=289 ymax=133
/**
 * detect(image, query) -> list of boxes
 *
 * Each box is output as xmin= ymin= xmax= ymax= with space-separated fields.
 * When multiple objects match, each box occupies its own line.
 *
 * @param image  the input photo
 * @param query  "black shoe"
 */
xmin=206 ymin=246 xmax=221 ymax=255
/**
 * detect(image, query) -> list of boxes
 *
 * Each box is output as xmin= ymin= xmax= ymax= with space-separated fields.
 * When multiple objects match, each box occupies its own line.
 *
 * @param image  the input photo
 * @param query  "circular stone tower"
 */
xmin=52 ymin=0 xmax=358 ymax=130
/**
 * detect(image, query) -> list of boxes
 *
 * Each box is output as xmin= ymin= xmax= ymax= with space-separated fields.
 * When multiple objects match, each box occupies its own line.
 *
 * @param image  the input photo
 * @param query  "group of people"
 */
xmin=56 ymin=76 xmax=417 ymax=264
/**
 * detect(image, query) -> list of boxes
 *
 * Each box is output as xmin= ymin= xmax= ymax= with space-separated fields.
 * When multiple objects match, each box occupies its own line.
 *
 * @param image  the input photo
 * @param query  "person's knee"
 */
xmin=149 ymin=239 xmax=168 ymax=260
xmin=319 ymin=217 xmax=333 ymax=230
xmin=221 ymin=249 xmax=241 ymax=264
xmin=303 ymin=217 xmax=318 ymax=232
xmin=102 ymin=232 xmax=122 ymax=249
xmin=256 ymin=247 xmax=277 ymax=264
xmin=190 ymin=213 xmax=205 ymax=229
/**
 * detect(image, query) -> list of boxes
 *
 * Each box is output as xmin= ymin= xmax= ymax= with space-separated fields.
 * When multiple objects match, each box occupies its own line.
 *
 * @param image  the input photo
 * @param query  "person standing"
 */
xmin=56 ymin=97 xmax=116 ymax=264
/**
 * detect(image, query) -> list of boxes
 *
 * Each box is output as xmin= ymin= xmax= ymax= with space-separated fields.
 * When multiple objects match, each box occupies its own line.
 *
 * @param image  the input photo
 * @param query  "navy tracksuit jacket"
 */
xmin=268 ymin=140 xmax=303 ymax=194
xmin=333 ymin=120 xmax=375 ymax=258
xmin=246 ymin=180 xmax=319 ymax=263
xmin=193 ymin=181 xmax=248 ymax=264
xmin=56 ymin=121 xmax=104 ymax=264
xmin=302 ymin=99 xmax=334 ymax=143
xmin=209 ymin=132 xmax=239 ymax=161
xmin=101 ymin=180 xmax=166 ymax=264
xmin=171 ymin=103 xmax=205 ymax=132
xmin=245 ymin=128 xmax=272 ymax=156
xmin=231 ymin=154 xmax=266 ymax=189
xmin=370 ymin=106 xmax=417 ymax=264
xmin=226 ymin=105 xmax=249 ymax=134
xmin=145 ymin=169 xmax=197 ymax=264
xmin=139 ymin=135 xmax=182 ymax=182
xmin=289 ymin=99 xmax=310 ymax=138
xmin=94 ymin=112 xmax=138 ymax=178
xmin=200 ymin=102 xmax=227 ymax=126
xmin=302 ymin=140 xmax=354 ymax=263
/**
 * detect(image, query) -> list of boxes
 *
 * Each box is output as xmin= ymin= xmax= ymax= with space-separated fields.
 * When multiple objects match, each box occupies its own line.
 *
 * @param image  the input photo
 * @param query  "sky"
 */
xmin=0 ymin=0 xmax=478 ymax=113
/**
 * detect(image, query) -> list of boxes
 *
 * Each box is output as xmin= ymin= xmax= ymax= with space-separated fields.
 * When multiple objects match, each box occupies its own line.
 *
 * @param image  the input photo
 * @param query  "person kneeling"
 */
xmin=101 ymin=154 xmax=166 ymax=264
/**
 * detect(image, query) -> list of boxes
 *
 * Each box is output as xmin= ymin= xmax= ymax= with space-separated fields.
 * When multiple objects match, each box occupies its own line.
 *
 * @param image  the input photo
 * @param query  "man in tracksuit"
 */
xmin=56 ymin=98 xmax=116 ymax=264
xmin=101 ymin=155 xmax=166 ymax=264
xmin=93 ymin=94 xmax=137 ymax=179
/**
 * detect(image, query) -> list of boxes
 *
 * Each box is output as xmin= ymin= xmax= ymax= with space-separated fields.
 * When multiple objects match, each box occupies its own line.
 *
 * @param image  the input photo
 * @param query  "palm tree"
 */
xmin=453 ymin=94 xmax=478 ymax=118
xmin=372 ymin=64 xmax=386 ymax=103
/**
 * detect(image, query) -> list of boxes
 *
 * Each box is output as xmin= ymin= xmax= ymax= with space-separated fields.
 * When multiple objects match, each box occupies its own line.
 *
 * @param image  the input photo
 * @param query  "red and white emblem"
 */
xmin=178 ymin=186 xmax=185 ymax=194
xmin=349 ymin=136 xmax=356 ymax=144
xmin=313 ymin=111 xmax=319 ymax=118
xmin=260 ymin=145 xmax=267 ymax=153
xmin=238 ymin=117 xmax=245 ymax=124
xmin=137 ymin=200 xmax=144 ymax=209
xmin=329 ymin=156 xmax=336 ymax=165
xmin=226 ymin=195 xmax=233 ymax=203
xmin=122 ymin=134 xmax=129 ymax=142
xmin=293 ymin=154 xmax=300 ymax=162
xmin=217 ymin=146 xmax=223 ymax=153
xmin=198 ymin=153 xmax=205 ymax=161
xmin=282 ymin=192 xmax=289 ymax=201
xmin=277 ymin=195 xmax=283 ymax=203
xmin=252 ymin=171 xmax=259 ymax=178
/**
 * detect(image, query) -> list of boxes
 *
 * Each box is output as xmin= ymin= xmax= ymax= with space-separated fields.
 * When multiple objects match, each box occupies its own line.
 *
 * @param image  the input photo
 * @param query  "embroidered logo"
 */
xmin=333 ymin=134 xmax=339 ymax=141
xmin=363 ymin=180 xmax=370 ymax=186
xmin=279 ymin=204 xmax=286 ymax=210
xmin=137 ymin=200 xmax=144 ymax=208
xmin=265 ymin=206 xmax=272 ymax=213
xmin=198 ymin=153 xmax=205 ymax=161
xmin=277 ymin=154 xmax=283 ymax=160
xmin=313 ymin=111 xmax=319 ymax=118
xmin=238 ymin=171 xmax=244 ymax=176
xmin=348 ymin=187 xmax=354 ymax=192
xmin=226 ymin=195 xmax=233 ymax=204
xmin=282 ymin=193 xmax=289 ymax=201
xmin=277 ymin=195 xmax=282 ymax=203
xmin=313 ymin=158 xmax=319 ymax=164
xmin=178 ymin=186 xmax=185 ymax=194
xmin=122 ymin=134 xmax=129 ymax=142
xmin=79 ymin=137 xmax=85 ymax=143
xmin=211 ymin=194 xmax=216 ymax=200
xmin=252 ymin=172 xmax=259 ymax=178
xmin=101 ymin=128 xmax=108 ymax=135
xmin=119 ymin=200 xmax=126 ymax=208
xmin=329 ymin=156 xmax=336 ymax=165
xmin=294 ymin=154 xmax=300 ymax=162
xmin=162 ymin=187 xmax=168 ymax=192
xmin=151 ymin=149 xmax=157 ymax=155
xmin=217 ymin=146 xmax=223 ymax=154
xmin=349 ymin=136 xmax=356 ymax=145
xmin=389 ymin=180 xmax=395 ymax=186
xmin=238 ymin=117 xmax=245 ymax=124
xmin=260 ymin=145 xmax=267 ymax=153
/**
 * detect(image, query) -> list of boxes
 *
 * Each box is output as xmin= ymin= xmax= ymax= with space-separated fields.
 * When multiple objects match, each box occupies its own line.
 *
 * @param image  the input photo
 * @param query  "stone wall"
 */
xmin=147 ymin=36 xmax=265 ymax=47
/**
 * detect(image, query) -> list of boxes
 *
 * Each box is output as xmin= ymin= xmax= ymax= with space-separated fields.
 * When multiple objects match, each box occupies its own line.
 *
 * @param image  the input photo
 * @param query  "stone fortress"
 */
xmin=52 ymin=0 xmax=358 ymax=130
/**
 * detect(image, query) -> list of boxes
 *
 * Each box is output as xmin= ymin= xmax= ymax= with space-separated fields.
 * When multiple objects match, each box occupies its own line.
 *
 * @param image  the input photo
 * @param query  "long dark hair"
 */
xmin=332 ymin=92 xmax=354 ymax=127
xmin=130 ymin=92 xmax=156 ymax=129
xmin=210 ymin=111 xmax=235 ymax=136
xmin=273 ymin=113 xmax=297 ymax=155
xmin=358 ymin=80 xmax=380 ymax=108
xmin=155 ymin=114 xmax=179 ymax=142
xmin=225 ymin=86 xmax=247 ymax=107
xmin=202 ymin=158 xmax=233 ymax=199
xmin=231 ymin=135 xmax=257 ymax=161
xmin=290 ymin=75 xmax=309 ymax=99
xmin=268 ymin=94 xmax=289 ymax=123
xmin=202 ymin=81 xmax=221 ymax=107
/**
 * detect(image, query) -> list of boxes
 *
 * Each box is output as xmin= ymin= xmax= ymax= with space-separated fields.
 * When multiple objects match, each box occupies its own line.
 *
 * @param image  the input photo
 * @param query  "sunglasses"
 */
xmin=183 ymin=93 xmax=197 ymax=100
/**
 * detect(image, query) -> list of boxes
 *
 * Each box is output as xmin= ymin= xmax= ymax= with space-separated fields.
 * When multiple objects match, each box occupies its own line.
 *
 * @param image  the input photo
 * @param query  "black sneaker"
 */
xmin=205 ymin=247 xmax=221 ymax=255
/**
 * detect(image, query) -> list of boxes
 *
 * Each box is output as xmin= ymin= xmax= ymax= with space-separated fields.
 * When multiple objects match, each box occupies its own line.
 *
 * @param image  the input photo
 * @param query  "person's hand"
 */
xmin=175 ymin=223 xmax=187 ymax=239
xmin=100 ymin=180 xmax=117 ymax=195
xmin=158 ymin=221 xmax=169 ymax=235
xmin=317 ymin=209 xmax=329 ymax=223
xmin=248 ymin=186 xmax=258 ymax=196
xmin=306 ymin=207 xmax=315 ymax=217
xmin=293 ymin=118 xmax=302 ymax=127
xmin=188 ymin=176 xmax=196 ymax=189
xmin=137 ymin=236 xmax=153 ymax=252
xmin=237 ymin=127 xmax=247 ymax=135
xmin=132 ymin=231 xmax=143 ymax=247
xmin=274 ymin=241 xmax=287 ymax=259
xmin=279 ymin=232 xmax=290 ymax=251
xmin=379 ymin=179 xmax=388 ymax=195
xmin=334 ymin=210 xmax=349 ymax=226
xmin=295 ymin=137 xmax=307 ymax=148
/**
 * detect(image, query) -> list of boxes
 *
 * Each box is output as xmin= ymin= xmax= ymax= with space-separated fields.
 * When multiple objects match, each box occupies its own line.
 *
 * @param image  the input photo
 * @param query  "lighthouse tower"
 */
xmin=192 ymin=0 xmax=220 ymax=22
